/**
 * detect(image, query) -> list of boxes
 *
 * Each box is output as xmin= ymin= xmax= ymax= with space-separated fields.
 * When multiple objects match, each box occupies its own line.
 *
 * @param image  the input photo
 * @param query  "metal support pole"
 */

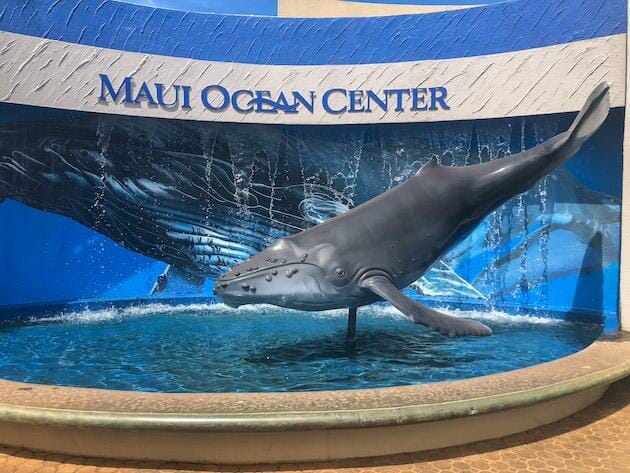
xmin=347 ymin=307 xmax=357 ymax=339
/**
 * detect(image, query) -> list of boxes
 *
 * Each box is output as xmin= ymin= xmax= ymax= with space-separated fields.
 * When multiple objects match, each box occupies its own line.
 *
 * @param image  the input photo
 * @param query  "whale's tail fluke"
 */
xmin=565 ymin=82 xmax=610 ymax=148
xmin=469 ymin=83 xmax=610 ymax=205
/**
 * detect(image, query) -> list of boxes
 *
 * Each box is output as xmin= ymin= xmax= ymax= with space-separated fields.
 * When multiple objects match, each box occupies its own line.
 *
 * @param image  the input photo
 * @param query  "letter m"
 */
xmin=99 ymin=74 xmax=133 ymax=102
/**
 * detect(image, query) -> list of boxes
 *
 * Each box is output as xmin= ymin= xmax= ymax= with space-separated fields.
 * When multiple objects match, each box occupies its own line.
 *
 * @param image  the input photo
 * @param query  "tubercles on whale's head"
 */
xmin=214 ymin=237 xmax=342 ymax=310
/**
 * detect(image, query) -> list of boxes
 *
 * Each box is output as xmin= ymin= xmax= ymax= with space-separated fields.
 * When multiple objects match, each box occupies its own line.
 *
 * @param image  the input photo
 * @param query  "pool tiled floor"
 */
xmin=1 ymin=375 xmax=628 ymax=473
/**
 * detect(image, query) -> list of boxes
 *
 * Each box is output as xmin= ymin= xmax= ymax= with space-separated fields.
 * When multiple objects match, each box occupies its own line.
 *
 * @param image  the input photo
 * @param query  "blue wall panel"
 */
xmin=0 ymin=0 xmax=624 ymax=65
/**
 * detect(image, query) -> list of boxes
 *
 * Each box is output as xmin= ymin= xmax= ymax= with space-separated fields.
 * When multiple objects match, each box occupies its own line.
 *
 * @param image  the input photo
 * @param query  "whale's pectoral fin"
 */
xmin=360 ymin=275 xmax=492 ymax=337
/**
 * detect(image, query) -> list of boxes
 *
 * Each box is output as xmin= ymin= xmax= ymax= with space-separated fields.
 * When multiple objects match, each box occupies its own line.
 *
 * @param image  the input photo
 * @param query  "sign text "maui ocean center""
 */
xmin=98 ymin=74 xmax=450 ymax=115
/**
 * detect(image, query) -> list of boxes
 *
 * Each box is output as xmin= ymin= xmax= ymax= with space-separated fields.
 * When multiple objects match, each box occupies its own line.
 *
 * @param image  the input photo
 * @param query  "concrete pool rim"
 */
xmin=0 ymin=333 xmax=627 ymax=463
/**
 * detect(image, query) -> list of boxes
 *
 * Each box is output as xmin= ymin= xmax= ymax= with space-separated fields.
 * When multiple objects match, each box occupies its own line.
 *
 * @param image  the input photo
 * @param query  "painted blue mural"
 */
xmin=0 ymin=104 xmax=622 ymax=329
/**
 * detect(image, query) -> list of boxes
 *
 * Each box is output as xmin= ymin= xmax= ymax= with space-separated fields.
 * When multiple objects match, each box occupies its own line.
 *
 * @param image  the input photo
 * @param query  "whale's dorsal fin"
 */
xmin=418 ymin=157 xmax=440 ymax=173
xmin=360 ymin=275 xmax=491 ymax=337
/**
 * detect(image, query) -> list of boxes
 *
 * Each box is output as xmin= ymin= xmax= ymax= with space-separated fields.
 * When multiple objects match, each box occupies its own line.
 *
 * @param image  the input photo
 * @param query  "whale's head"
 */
xmin=214 ymin=236 xmax=353 ymax=310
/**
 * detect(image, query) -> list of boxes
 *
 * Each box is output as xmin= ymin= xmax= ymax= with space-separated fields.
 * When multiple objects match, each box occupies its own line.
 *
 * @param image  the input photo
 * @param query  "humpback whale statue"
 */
xmin=215 ymin=84 xmax=611 ymax=337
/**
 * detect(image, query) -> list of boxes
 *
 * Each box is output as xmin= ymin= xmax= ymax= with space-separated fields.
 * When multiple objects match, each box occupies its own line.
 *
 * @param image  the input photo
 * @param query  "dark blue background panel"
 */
xmin=0 ymin=102 xmax=622 ymax=330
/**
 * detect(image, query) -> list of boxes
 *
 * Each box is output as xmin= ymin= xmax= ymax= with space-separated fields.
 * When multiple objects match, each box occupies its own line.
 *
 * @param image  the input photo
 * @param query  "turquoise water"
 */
xmin=0 ymin=303 xmax=601 ymax=393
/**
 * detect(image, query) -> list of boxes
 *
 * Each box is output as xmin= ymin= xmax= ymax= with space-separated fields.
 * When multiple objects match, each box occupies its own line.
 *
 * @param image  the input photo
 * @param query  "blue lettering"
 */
xmin=292 ymin=91 xmax=315 ymax=113
xmin=411 ymin=88 xmax=428 ymax=111
xmin=366 ymin=91 xmax=388 ymax=112
xmin=155 ymin=83 xmax=179 ymax=107
xmin=232 ymin=90 xmax=254 ymax=113
xmin=430 ymin=87 xmax=450 ymax=110
xmin=348 ymin=90 xmax=365 ymax=113
xmin=385 ymin=89 xmax=410 ymax=112
xmin=255 ymin=91 xmax=278 ymax=113
xmin=133 ymin=82 xmax=157 ymax=105
xmin=96 ymin=79 xmax=449 ymax=114
xmin=275 ymin=92 xmax=298 ymax=113
xmin=201 ymin=85 xmax=229 ymax=111
xmin=322 ymin=89 xmax=347 ymax=114
xmin=99 ymin=74 xmax=132 ymax=103
xmin=181 ymin=85 xmax=192 ymax=110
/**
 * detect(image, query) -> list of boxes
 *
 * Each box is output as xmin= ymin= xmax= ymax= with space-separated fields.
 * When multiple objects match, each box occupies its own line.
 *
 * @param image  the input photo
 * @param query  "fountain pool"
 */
xmin=0 ymin=303 xmax=602 ymax=393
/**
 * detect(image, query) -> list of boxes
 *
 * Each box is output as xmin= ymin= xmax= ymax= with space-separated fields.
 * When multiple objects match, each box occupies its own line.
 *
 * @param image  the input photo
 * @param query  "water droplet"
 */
xmin=265 ymin=275 xmax=272 ymax=282
xmin=286 ymin=270 xmax=293 ymax=278
xmin=271 ymin=270 xmax=278 ymax=276
xmin=241 ymin=284 xmax=250 ymax=291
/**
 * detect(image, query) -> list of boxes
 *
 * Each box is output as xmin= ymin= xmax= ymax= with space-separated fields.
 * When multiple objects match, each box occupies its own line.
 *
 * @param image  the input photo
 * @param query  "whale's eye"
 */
xmin=335 ymin=267 xmax=345 ymax=278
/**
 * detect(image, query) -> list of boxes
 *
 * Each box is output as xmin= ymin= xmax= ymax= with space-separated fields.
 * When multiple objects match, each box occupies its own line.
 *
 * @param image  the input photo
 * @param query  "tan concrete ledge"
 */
xmin=0 ymin=334 xmax=627 ymax=463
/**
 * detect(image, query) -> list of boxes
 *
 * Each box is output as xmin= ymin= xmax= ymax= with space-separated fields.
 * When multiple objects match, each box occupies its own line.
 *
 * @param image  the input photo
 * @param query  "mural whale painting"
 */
xmin=0 ymin=117 xmax=353 ymax=294
xmin=215 ymin=84 xmax=610 ymax=337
